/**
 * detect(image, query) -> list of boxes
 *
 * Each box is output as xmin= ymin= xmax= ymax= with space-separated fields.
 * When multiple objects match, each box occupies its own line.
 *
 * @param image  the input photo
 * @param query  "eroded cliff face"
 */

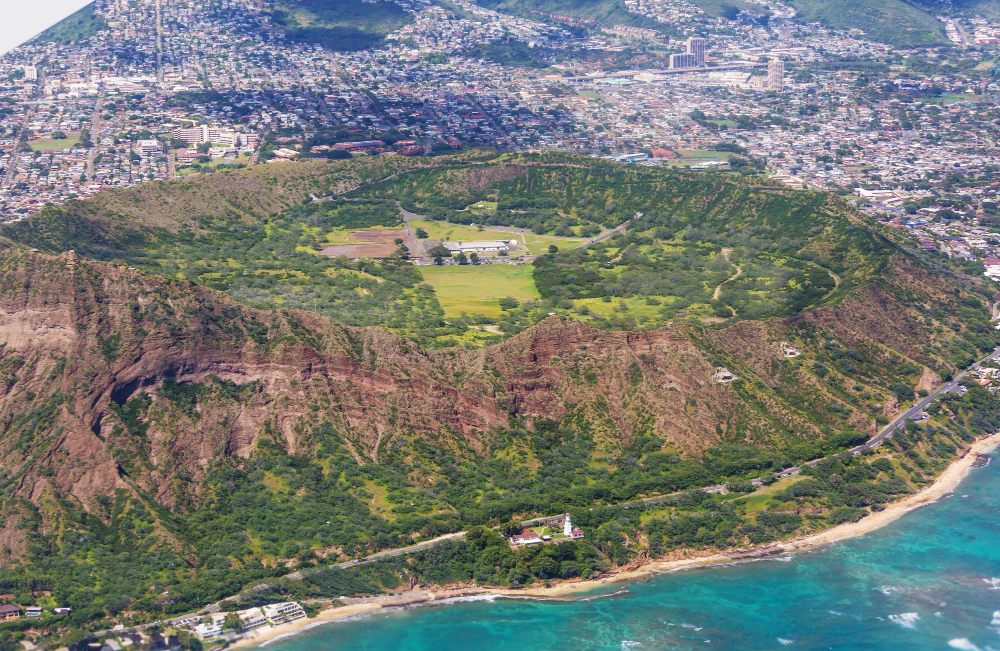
xmin=0 ymin=248 xmax=962 ymax=560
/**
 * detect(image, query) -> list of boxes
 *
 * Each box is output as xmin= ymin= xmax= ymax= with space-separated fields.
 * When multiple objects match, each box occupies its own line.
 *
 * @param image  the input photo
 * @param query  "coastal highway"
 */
xmin=773 ymin=345 xmax=1000 ymax=480
xmin=146 ymin=347 xmax=1000 ymax=628
xmin=285 ymin=531 xmax=470 ymax=579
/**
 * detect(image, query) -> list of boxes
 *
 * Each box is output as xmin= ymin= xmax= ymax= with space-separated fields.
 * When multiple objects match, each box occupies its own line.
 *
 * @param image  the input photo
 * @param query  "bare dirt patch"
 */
xmin=319 ymin=228 xmax=414 ymax=259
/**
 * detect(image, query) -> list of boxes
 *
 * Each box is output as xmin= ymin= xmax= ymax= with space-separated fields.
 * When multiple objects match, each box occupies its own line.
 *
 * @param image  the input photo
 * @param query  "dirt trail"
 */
xmin=712 ymin=248 xmax=742 ymax=301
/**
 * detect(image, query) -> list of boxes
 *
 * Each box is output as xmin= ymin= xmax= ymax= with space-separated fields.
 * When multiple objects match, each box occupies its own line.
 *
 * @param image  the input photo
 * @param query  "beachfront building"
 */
xmin=263 ymin=601 xmax=307 ymax=625
xmin=193 ymin=621 xmax=222 ymax=639
xmin=238 ymin=607 xmax=268 ymax=631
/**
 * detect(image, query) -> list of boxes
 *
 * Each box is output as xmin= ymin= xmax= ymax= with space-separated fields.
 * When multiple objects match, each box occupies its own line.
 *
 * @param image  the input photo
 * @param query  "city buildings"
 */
xmin=687 ymin=36 xmax=706 ymax=67
xmin=670 ymin=53 xmax=697 ymax=69
xmin=767 ymin=58 xmax=784 ymax=92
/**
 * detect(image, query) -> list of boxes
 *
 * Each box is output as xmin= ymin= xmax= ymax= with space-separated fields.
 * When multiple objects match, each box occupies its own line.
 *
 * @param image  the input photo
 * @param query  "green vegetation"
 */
xmin=785 ymin=0 xmax=946 ymax=47
xmin=420 ymin=265 xmax=540 ymax=318
xmin=461 ymin=40 xmax=555 ymax=68
xmin=911 ymin=0 xmax=1000 ymax=20
xmin=32 ymin=2 xmax=107 ymax=45
xmin=474 ymin=0 xmax=661 ymax=29
xmin=1 ymin=151 xmax=990 ymax=347
xmin=29 ymin=136 xmax=82 ymax=152
xmin=689 ymin=0 xmax=771 ymax=19
xmin=4 ymin=382 xmax=997 ymax=639
xmin=271 ymin=0 xmax=414 ymax=51
xmin=0 ymin=152 xmax=998 ymax=643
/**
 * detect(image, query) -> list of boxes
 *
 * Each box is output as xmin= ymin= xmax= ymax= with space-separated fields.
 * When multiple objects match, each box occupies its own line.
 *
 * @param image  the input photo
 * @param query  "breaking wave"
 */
xmin=888 ymin=612 xmax=920 ymax=629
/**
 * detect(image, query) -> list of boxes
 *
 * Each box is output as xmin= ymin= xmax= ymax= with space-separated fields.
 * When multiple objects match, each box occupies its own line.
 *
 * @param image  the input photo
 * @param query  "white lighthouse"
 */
xmin=563 ymin=512 xmax=572 ymax=536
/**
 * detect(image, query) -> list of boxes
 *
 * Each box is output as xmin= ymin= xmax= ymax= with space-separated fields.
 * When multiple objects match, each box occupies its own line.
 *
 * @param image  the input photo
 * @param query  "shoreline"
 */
xmin=231 ymin=432 xmax=1000 ymax=648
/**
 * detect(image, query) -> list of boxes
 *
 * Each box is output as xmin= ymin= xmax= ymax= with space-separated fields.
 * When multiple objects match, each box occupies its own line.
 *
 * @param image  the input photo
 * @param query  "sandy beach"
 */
xmin=230 ymin=432 xmax=1000 ymax=647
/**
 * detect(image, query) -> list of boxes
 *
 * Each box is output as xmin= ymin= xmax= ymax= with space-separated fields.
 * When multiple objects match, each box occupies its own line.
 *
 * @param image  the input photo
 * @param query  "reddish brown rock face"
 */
xmin=0 ymin=247 xmax=966 ymax=561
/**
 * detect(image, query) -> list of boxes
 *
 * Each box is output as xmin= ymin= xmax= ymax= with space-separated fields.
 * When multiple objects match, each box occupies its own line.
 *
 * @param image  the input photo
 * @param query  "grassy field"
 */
xmin=937 ymin=93 xmax=981 ymax=104
xmin=573 ymin=295 xmax=713 ymax=321
xmin=419 ymin=264 xmax=540 ymax=318
xmin=30 ymin=136 xmax=81 ymax=152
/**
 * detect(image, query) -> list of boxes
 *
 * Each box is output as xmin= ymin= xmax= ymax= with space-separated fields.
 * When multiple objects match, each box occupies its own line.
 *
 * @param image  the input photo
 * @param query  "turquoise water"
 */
xmin=264 ymin=450 xmax=1000 ymax=651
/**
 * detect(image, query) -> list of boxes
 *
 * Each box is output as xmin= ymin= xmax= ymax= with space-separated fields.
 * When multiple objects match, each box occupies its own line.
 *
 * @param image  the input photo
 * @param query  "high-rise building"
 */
xmin=670 ymin=53 xmax=697 ymax=70
xmin=23 ymin=66 xmax=37 ymax=81
xmin=768 ymin=58 xmax=784 ymax=92
xmin=686 ymin=37 xmax=706 ymax=67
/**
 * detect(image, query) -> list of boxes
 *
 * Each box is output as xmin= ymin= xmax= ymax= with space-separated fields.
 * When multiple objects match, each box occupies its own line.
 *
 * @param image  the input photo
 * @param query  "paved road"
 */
xmin=154 ymin=0 xmax=164 ymax=85
xmin=247 ymin=129 xmax=267 ymax=168
xmin=774 ymin=345 xmax=1000 ymax=479
xmin=579 ymin=217 xmax=633 ymax=249
xmin=399 ymin=203 xmax=428 ymax=258
xmin=85 ymin=93 xmax=105 ymax=182
xmin=283 ymin=531 xmax=468 ymax=581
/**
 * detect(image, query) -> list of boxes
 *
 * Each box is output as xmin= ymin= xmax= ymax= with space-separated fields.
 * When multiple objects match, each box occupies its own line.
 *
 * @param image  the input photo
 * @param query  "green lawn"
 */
xmin=573 ymin=295 xmax=712 ymax=320
xmin=937 ymin=93 xmax=980 ymax=104
xmin=419 ymin=264 xmax=539 ymax=318
xmin=30 ymin=136 xmax=81 ymax=152
xmin=681 ymin=150 xmax=732 ymax=160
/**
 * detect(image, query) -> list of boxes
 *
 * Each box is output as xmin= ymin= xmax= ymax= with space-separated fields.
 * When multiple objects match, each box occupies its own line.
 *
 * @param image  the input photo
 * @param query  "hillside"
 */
xmin=472 ymin=0 xmax=663 ymax=28
xmin=911 ymin=0 xmax=1000 ymax=20
xmin=31 ymin=2 xmax=107 ymax=46
xmin=0 ymin=155 xmax=998 ymax=632
xmin=0 ymin=152 xmax=922 ymax=345
xmin=271 ymin=0 xmax=414 ymax=51
xmin=785 ymin=0 xmax=947 ymax=47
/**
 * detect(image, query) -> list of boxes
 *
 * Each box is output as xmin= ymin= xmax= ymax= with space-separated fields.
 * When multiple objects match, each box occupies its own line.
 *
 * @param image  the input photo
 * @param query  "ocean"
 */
xmin=262 ymin=449 xmax=1000 ymax=651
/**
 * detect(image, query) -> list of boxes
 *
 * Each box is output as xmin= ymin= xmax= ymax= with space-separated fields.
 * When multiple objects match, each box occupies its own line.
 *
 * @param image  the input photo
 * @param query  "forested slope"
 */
xmin=0 ymin=154 xmax=996 ymax=634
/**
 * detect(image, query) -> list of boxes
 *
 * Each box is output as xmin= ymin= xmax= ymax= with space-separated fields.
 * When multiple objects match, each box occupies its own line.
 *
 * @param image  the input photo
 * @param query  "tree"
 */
xmin=469 ymin=252 xmax=480 ymax=265
xmin=415 ymin=228 xmax=429 ymax=239
xmin=498 ymin=296 xmax=519 ymax=311
xmin=455 ymin=252 xmax=468 ymax=265
xmin=427 ymin=244 xmax=452 ymax=257
xmin=224 ymin=613 xmax=242 ymax=631
xmin=394 ymin=238 xmax=404 ymax=246
xmin=196 ymin=142 xmax=211 ymax=154
xmin=548 ymin=245 xmax=559 ymax=254
xmin=51 ymin=130 xmax=67 ymax=139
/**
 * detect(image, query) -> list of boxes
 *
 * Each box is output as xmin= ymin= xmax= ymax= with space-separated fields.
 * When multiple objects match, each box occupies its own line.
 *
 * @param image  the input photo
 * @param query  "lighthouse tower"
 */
xmin=563 ymin=512 xmax=572 ymax=536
